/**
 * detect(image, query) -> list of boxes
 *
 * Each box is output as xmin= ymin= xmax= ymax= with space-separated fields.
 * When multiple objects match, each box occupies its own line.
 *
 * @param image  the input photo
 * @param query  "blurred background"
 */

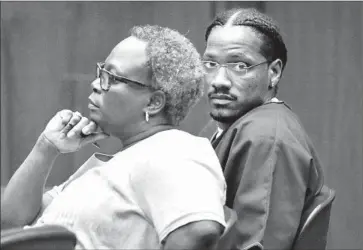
xmin=1 ymin=1 xmax=362 ymax=249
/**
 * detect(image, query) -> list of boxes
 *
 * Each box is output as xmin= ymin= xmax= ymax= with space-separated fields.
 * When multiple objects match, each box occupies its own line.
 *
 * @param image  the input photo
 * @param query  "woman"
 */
xmin=1 ymin=25 xmax=226 ymax=249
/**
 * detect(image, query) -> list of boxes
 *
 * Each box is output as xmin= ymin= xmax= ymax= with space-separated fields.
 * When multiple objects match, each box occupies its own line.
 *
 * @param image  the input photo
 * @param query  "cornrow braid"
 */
xmin=205 ymin=8 xmax=288 ymax=72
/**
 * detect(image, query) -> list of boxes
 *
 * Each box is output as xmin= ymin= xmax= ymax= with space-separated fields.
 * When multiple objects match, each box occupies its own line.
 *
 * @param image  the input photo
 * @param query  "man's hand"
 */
xmin=41 ymin=109 xmax=109 ymax=153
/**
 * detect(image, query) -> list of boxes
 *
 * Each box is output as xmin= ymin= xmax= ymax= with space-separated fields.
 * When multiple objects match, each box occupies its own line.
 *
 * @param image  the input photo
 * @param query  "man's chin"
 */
xmin=209 ymin=112 xmax=239 ymax=124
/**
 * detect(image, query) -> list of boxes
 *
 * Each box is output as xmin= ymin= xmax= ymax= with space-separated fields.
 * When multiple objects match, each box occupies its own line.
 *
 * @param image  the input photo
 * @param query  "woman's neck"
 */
xmin=114 ymin=123 xmax=175 ymax=150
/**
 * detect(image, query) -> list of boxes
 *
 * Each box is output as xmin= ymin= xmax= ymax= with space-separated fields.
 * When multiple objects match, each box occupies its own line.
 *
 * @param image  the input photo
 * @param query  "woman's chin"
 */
xmin=89 ymin=111 xmax=102 ymax=123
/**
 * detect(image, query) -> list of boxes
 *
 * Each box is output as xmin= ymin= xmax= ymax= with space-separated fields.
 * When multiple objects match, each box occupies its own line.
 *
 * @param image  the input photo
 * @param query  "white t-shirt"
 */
xmin=30 ymin=129 xmax=226 ymax=249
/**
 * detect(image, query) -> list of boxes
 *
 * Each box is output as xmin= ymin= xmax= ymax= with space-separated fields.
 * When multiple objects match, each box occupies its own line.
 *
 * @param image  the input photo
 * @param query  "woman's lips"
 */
xmin=88 ymin=98 xmax=99 ymax=108
xmin=88 ymin=103 xmax=98 ymax=109
xmin=88 ymin=99 xmax=99 ymax=108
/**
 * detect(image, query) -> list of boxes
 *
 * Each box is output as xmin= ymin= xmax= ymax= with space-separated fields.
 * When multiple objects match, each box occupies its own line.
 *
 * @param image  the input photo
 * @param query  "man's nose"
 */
xmin=210 ymin=66 xmax=232 ymax=90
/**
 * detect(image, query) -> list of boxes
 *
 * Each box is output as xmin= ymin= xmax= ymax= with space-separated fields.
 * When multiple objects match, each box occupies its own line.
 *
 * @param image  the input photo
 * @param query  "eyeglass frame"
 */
xmin=201 ymin=60 xmax=270 ymax=76
xmin=96 ymin=62 xmax=149 ymax=91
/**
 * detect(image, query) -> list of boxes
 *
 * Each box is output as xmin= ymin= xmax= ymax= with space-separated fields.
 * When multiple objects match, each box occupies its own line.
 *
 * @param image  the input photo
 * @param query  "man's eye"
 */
xmin=232 ymin=63 xmax=248 ymax=71
xmin=203 ymin=61 xmax=218 ymax=69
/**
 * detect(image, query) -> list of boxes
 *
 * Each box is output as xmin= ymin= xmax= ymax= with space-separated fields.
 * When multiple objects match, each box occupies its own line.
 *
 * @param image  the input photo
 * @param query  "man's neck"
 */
xmin=216 ymin=97 xmax=281 ymax=132
xmin=217 ymin=121 xmax=230 ymax=131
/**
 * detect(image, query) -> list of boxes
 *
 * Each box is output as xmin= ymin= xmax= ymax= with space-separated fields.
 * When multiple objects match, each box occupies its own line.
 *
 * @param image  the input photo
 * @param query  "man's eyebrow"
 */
xmin=229 ymin=54 xmax=248 ymax=60
xmin=202 ymin=53 xmax=216 ymax=59
xmin=227 ymin=52 xmax=255 ymax=62
xmin=203 ymin=49 xmax=254 ymax=59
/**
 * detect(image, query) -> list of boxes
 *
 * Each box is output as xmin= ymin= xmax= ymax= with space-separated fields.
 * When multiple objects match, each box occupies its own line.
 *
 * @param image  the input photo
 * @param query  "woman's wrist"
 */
xmin=35 ymin=133 xmax=61 ymax=158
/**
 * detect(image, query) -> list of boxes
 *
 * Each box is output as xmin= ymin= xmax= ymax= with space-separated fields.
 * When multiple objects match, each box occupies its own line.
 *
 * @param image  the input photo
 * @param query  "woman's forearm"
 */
xmin=1 ymin=134 xmax=60 ymax=228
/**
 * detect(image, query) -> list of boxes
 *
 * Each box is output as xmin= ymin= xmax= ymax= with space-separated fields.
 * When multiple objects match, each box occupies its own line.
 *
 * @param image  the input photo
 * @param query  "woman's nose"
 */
xmin=91 ymin=78 xmax=102 ymax=93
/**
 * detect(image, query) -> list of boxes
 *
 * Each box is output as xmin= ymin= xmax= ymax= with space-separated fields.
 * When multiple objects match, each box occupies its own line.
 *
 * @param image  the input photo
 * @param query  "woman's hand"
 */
xmin=41 ymin=109 xmax=109 ymax=153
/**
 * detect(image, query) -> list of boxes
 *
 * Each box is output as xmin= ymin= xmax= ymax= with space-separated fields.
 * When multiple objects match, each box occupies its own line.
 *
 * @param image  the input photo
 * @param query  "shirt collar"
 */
xmin=215 ymin=97 xmax=282 ymax=137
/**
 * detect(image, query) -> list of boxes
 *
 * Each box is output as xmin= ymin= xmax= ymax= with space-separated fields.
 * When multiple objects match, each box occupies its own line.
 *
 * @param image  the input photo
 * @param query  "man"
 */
xmin=2 ymin=25 xmax=226 ymax=250
xmin=201 ymin=8 xmax=324 ymax=250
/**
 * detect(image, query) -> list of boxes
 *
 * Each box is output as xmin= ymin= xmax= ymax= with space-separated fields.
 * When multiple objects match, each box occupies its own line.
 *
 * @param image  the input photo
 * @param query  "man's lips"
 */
xmin=209 ymin=94 xmax=235 ymax=101
xmin=209 ymin=93 xmax=236 ymax=100
xmin=208 ymin=93 xmax=236 ymax=106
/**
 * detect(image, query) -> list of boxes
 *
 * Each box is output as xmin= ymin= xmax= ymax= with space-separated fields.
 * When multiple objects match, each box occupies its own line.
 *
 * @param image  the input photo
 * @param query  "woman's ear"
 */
xmin=268 ymin=58 xmax=282 ymax=89
xmin=144 ymin=90 xmax=166 ymax=116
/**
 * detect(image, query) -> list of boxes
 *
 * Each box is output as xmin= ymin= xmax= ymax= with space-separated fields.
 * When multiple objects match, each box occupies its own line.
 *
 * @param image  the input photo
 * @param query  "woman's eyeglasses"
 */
xmin=96 ymin=62 xmax=148 ymax=91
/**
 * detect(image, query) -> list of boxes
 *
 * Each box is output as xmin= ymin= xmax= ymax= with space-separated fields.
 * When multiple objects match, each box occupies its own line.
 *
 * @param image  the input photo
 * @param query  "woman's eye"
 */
xmin=108 ymin=74 xmax=117 ymax=83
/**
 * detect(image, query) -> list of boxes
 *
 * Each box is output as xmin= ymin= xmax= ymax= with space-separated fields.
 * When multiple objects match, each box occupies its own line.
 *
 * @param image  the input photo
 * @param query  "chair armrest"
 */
xmin=1 ymin=224 xmax=77 ymax=250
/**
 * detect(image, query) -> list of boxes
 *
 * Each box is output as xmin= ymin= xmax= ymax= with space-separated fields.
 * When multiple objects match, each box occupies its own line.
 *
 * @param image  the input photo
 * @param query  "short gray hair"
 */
xmin=130 ymin=25 xmax=204 ymax=125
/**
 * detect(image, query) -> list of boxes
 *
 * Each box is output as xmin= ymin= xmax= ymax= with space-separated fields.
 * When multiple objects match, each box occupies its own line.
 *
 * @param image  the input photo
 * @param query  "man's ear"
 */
xmin=268 ymin=58 xmax=282 ymax=89
xmin=144 ymin=90 xmax=166 ymax=116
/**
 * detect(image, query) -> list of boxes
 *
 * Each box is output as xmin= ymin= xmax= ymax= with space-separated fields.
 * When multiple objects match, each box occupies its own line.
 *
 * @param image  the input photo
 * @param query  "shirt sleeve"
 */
xmin=130 ymin=156 xmax=227 ymax=243
xmin=229 ymin=134 xmax=312 ymax=250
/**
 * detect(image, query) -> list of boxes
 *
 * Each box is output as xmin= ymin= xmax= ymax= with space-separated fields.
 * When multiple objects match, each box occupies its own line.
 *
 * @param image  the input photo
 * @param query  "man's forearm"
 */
xmin=1 ymin=134 xmax=60 ymax=227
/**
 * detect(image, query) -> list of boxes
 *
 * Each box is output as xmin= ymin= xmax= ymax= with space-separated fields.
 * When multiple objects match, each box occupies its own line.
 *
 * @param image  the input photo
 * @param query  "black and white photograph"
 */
xmin=1 ymin=1 xmax=362 ymax=250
